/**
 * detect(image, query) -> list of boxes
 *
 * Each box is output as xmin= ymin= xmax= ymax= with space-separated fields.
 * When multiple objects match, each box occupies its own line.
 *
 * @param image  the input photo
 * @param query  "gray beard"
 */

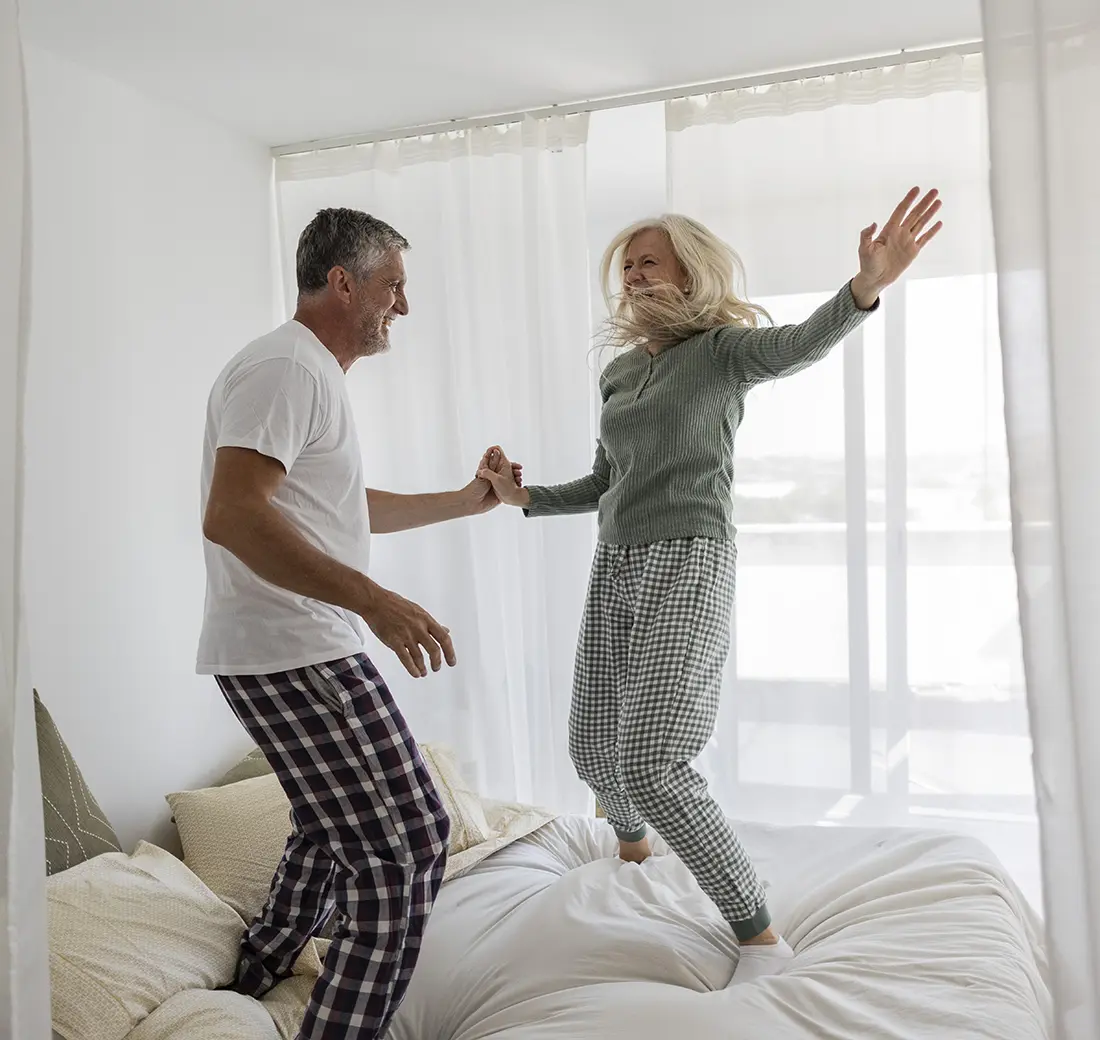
xmin=359 ymin=322 xmax=390 ymax=358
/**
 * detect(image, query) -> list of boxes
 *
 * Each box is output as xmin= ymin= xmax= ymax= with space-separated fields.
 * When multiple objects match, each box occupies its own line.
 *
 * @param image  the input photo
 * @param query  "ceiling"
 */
xmin=19 ymin=0 xmax=982 ymax=148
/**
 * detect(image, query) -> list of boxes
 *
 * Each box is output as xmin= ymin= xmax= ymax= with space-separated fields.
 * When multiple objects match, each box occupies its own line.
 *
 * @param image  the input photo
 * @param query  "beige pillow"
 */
xmin=419 ymin=743 xmax=494 ymax=853
xmin=166 ymin=773 xmax=293 ymax=922
xmin=262 ymin=975 xmax=317 ymax=1040
xmin=127 ymin=989 xmax=279 ymax=1040
xmin=167 ymin=743 xmax=493 ymax=925
xmin=48 ymin=842 xmax=244 ymax=1040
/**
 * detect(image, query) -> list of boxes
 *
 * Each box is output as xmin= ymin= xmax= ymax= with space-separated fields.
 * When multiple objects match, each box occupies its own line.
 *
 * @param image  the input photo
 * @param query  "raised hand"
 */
xmin=852 ymin=187 xmax=943 ymax=307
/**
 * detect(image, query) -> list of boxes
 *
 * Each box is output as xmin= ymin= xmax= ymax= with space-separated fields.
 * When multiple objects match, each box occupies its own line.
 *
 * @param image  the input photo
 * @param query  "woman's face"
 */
xmin=622 ymin=229 xmax=689 ymax=295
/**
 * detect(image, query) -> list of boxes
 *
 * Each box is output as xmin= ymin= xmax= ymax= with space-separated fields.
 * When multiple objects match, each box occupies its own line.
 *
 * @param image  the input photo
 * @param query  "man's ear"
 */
xmin=328 ymin=265 xmax=353 ymax=302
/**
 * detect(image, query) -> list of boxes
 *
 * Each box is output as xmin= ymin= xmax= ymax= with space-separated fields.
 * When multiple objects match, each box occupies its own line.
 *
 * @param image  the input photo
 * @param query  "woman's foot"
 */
xmin=741 ymin=926 xmax=780 ymax=947
xmin=729 ymin=928 xmax=794 ymax=985
xmin=617 ymin=836 xmax=651 ymax=863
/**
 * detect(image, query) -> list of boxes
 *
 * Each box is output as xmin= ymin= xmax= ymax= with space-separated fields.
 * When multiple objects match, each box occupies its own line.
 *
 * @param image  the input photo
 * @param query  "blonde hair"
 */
xmin=597 ymin=214 xmax=771 ymax=351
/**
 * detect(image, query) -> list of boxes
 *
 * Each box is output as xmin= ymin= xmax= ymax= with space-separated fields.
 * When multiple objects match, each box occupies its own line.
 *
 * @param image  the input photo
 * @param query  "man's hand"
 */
xmin=360 ymin=582 xmax=456 ymax=679
xmin=463 ymin=447 xmax=524 ymax=514
xmin=477 ymin=445 xmax=531 ymax=508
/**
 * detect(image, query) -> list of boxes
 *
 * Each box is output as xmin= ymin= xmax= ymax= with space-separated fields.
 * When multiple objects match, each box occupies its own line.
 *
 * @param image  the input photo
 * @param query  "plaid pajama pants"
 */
xmin=215 ymin=653 xmax=450 ymax=1040
xmin=569 ymin=538 xmax=771 ymax=940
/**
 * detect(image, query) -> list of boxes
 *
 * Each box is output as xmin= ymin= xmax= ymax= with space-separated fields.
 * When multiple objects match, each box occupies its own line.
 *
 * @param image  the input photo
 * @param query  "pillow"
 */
xmin=48 ymin=841 xmax=244 ymax=1040
xmin=419 ymin=743 xmax=494 ymax=852
xmin=166 ymin=773 xmax=291 ymax=923
xmin=204 ymin=742 xmax=492 ymax=851
xmin=166 ymin=743 xmax=493 ymax=925
xmin=262 ymin=975 xmax=317 ymax=1040
xmin=212 ymin=747 xmax=270 ymax=788
xmin=35 ymin=690 xmax=122 ymax=874
xmin=127 ymin=989 xmax=280 ymax=1040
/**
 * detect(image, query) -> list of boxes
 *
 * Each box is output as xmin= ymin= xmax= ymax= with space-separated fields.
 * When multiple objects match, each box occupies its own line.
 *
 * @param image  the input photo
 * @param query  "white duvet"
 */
xmin=122 ymin=814 xmax=1051 ymax=1040
xmin=387 ymin=816 xmax=1051 ymax=1040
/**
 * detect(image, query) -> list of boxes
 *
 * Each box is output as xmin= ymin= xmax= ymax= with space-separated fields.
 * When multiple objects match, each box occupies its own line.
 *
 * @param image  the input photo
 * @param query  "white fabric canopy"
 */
xmin=275 ymin=116 xmax=596 ymax=814
xmin=981 ymin=3 xmax=1100 ymax=1037
xmin=0 ymin=0 xmax=51 ymax=1034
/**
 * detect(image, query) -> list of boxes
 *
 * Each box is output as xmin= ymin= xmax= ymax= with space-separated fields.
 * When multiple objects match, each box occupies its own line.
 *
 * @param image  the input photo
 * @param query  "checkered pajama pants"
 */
xmin=216 ymin=654 xmax=450 ymax=1040
xmin=569 ymin=538 xmax=771 ymax=941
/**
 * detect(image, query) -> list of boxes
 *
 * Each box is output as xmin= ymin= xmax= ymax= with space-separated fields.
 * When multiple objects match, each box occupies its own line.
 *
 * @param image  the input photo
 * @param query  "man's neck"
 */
xmin=292 ymin=305 xmax=357 ymax=372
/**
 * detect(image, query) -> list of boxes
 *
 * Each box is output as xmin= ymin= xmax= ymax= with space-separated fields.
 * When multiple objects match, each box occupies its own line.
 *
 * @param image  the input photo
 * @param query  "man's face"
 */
xmin=351 ymin=249 xmax=408 ymax=358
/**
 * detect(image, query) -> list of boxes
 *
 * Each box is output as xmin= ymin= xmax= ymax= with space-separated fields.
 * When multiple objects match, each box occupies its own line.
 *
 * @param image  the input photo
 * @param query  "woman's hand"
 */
xmin=851 ymin=186 xmax=943 ymax=308
xmin=464 ymin=447 xmax=523 ymax=514
xmin=478 ymin=446 xmax=530 ymax=508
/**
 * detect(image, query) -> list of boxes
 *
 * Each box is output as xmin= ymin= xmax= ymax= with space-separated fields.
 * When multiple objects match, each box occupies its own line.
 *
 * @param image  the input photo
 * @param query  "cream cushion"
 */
xmin=263 ymin=975 xmax=318 ymax=1040
xmin=419 ymin=743 xmax=494 ymax=852
xmin=126 ymin=989 xmax=279 ymax=1040
xmin=165 ymin=773 xmax=291 ymax=923
xmin=48 ymin=842 xmax=244 ymax=1040
xmin=166 ymin=743 xmax=493 ymax=924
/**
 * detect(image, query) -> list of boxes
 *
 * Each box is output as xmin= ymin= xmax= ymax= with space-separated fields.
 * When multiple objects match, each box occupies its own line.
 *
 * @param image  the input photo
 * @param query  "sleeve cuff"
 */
xmin=847 ymin=279 xmax=882 ymax=313
xmin=214 ymin=438 xmax=294 ymax=475
xmin=523 ymin=486 xmax=547 ymax=518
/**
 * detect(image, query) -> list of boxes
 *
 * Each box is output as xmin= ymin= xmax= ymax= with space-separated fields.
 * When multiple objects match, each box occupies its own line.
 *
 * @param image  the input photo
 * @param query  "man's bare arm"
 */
xmin=366 ymin=450 xmax=524 ymax=533
xmin=203 ymin=447 xmax=454 ymax=677
xmin=366 ymin=489 xmax=481 ymax=534
xmin=206 ymin=448 xmax=369 ymax=611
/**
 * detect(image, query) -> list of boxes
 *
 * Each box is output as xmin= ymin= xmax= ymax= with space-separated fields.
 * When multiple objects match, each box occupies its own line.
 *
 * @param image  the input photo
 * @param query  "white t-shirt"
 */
xmin=197 ymin=320 xmax=371 ymax=676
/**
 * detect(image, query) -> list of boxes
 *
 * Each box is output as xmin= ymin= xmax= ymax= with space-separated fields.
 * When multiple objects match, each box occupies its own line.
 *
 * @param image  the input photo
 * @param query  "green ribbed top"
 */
xmin=525 ymin=283 xmax=876 ymax=545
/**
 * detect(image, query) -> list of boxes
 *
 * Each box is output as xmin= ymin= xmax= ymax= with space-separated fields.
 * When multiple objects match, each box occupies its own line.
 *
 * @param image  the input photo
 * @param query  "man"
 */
xmin=198 ymin=208 xmax=517 ymax=1039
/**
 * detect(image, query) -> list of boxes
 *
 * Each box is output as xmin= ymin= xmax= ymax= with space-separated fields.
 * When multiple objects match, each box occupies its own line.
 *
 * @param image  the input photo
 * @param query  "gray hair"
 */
xmin=296 ymin=208 xmax=410 ymax=295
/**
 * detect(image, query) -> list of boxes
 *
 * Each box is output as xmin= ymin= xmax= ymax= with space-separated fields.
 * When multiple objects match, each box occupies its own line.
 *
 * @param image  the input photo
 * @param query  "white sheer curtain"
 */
xmin=667 ymin=55 xmax=1041 ymax=906
xmin=982 ymin=4 xmax=1100 ymax=1037
xmin=1 ymin=0 xmax=51 ymax=1035
xmin=275 ymin=116 xmax=595 ymax=814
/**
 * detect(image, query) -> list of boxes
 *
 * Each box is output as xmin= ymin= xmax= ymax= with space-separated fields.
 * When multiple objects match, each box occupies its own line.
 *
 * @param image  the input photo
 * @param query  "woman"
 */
xmin=479 ymin=187 xmax=943 ymax=982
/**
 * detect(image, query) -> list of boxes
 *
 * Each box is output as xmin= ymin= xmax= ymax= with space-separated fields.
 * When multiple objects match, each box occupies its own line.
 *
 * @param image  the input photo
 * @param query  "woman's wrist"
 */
xmin=850 ymin=273 xmax=883 ymax=310
xmin=514 ymin=487 xmax=531 ymax=509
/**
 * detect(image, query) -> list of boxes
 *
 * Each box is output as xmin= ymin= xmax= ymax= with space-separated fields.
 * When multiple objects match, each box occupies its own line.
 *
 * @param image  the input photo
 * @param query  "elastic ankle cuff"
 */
xmin=614 ymin=825 xmax=648 ymax=843
xmin=732 ymin=903 xmax=772 ymax=941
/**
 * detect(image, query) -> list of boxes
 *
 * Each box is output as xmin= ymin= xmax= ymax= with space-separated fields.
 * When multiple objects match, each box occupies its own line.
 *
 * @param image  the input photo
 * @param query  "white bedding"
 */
xmin=116 ymin=815 xmax=1050 ymax=1039
xmin=387 ymin=815 xmax=1051 ymax=1040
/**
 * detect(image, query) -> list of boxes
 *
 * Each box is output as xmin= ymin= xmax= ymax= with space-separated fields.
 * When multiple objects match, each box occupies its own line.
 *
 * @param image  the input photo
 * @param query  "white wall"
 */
xmin=22 ymin=45 xmax=275 ymax=850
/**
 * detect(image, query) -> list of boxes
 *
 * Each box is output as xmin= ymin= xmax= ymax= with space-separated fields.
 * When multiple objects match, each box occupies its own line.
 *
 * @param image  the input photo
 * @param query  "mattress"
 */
xmin=387 ymin=815 xmax=1051 ymax=1040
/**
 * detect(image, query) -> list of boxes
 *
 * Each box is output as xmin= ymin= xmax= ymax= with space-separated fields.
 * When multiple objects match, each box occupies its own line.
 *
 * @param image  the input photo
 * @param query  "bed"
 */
xmin=387 ymin=815 xmax=1050 ymax=1040
xmin=39 ymin=690 xmax=1051 ymax=1040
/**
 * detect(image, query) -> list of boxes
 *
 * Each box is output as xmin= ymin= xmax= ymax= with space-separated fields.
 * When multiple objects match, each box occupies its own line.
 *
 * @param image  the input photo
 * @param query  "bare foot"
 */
xmin=618 ymin=837 xmax=651 ymax=864
xmin=740 ymin=926 xmax=779 ymax=947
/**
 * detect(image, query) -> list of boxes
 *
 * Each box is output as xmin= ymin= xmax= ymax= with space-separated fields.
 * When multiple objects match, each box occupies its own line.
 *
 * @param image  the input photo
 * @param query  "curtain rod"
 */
xmin=271 ymin=40 xmax=982 ymax=159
